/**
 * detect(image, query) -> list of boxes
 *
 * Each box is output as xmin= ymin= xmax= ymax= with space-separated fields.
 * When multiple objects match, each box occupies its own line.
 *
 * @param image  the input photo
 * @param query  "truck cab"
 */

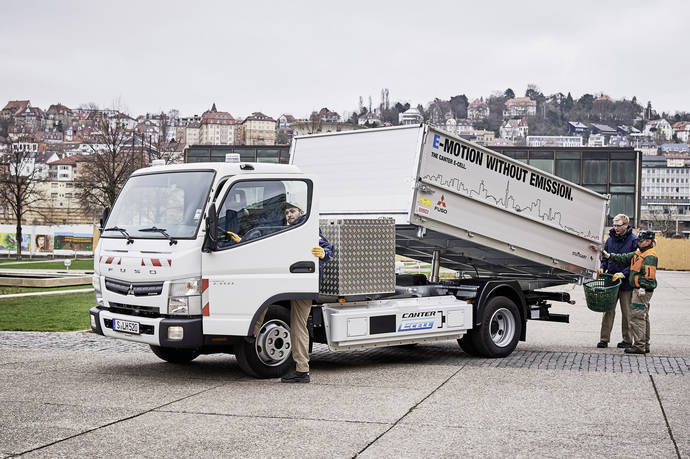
xmin=91 ymin=162 xmax=320 ymax=376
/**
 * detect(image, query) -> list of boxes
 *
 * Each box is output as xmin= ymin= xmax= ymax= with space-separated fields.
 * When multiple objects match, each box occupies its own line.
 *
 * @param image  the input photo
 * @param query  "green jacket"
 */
xmin=608 ymin=246 xmax=658 ymax=291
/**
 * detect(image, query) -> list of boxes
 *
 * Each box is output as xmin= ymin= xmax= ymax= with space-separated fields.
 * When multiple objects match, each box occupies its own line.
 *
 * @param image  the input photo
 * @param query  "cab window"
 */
xmin=216 ymin=179 xmax=310 ymax=247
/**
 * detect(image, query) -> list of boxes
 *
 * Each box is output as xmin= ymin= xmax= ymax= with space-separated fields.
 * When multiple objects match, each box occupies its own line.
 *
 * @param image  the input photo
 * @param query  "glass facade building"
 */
xmin=492 ymin=146 xmax=641 ymax=226
xmin=185 ymin=144 xmax=290 ymax=164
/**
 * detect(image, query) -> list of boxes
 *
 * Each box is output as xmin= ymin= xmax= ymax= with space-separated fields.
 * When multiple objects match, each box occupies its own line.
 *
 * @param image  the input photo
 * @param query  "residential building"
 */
xmin=467 ymin=98 xmax=489 ymax=121
xmin=277 ymin=114 xmax=296 ymax=129
xmin=47 ymin=154 xmax=89 ymax=181
xmin=487 ymin=138 xmax=514 ymax=147
xmin=466 ymin=129 xmax=495 ymax=146
xmin=27 ymin=179 xmax=92 ymax=225
xmin=503 ymin=97 xmax=537 ymax=118
xmin=199 ymin=110 xmax=235 ymax=145
xmin=399 ymin=108 xmax=423 ymax=125
xmin=1 ymin=100 xmax=31 ymax=120
xmin=289 ymin=121 xmax=362 ymax=136
xmin=588 ymin=134 xmax=606 ymax=147
xmin=45 ymin=103 xmax=73 ymax=130
xmin=185 ymin=121 xmax=200 ymax=146
xmin=567 ymin=121 xmax=589 ymax=136
xmin=589 ymin=123 xmax=617 ymax=143
xmin=526 ymin=136 xmax=583 ymax=147
xmin=314 ymin=108 xmax=340 ymax=123
xmin=241 ymin=112 xmax=276 ymax=146
xmin=632 ymin=140 xmax=659 ymax=156
xmin=643 ymin=119 xmax=672 ymax=141
xmin=358 ymin=112 xmax=382 ymax=127
xmin=672 ymin=121 xmax=690 ymax=142
xmin=660 ymin=143 xmax=690 ymax=154
xmin=499 ymin=117 xmax=528 ymax=140
xmin=617 ymin=125 xmax=641 ymax=136
xmin=454 ymin=119 xmax=474 ymax=134
xmin=640 ymin=153 xmax=690 ymax=236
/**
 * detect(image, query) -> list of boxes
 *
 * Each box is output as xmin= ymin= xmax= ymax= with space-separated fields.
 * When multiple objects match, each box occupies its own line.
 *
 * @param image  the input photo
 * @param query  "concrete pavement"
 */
xmin=1 ymin=270 xmax=688 ymax=458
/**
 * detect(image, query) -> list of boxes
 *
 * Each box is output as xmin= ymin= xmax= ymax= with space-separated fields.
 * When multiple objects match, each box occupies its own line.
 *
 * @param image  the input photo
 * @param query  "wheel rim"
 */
xmin=255 ymin=319 xmax=291 ymax=366
xmin=489 ymin=307 xmax=516 ymax=347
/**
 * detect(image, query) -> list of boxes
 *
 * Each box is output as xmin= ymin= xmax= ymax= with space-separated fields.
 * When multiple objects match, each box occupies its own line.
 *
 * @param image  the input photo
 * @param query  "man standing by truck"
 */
xmin=602 ymin=230 xmax=658 ymax=354
xmin=597 ymin=214 xmax=637 ymax=349
xmin=280 ymin=203 xmax=334 ymax=383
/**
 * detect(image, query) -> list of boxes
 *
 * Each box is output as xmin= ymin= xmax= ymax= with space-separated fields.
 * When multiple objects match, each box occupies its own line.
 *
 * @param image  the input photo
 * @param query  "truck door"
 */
xmin=201 ymin=176 xmax=319 ymax=336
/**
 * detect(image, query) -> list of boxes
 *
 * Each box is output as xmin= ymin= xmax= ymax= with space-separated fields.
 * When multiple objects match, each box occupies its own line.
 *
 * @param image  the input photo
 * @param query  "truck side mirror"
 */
xmin=99 ymin=207 xmax=110 ymax=233
xmin=202 ymin=203 xmax=218 ymax=253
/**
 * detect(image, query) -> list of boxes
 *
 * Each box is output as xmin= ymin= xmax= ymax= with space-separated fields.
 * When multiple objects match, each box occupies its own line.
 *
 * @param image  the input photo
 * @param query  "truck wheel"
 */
xmin=235 ymin=305 xmax=293 ymax=378
xmin=471 ymin=296 xmax=522 ymax=358
xmin=149 ymin=345 xmax=200 ymax=364
xmin=457 ymin=332 xmax=479 ymax=356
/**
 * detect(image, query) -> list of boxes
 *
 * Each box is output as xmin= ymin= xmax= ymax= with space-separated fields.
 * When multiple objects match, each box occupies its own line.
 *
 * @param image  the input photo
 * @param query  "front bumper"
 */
xmin=90 ymin=307 xmax=202 ymax=349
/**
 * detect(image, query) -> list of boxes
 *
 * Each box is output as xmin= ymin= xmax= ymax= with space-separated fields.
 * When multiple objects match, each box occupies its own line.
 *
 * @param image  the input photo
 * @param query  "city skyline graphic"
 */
xmin=421 ymin=173 xmax=600 ymax=240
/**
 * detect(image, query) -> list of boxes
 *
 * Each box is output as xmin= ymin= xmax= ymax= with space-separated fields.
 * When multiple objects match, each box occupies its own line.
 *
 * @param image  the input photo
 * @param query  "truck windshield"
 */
xmin=103 ymin=171 xmax=215 ymax=240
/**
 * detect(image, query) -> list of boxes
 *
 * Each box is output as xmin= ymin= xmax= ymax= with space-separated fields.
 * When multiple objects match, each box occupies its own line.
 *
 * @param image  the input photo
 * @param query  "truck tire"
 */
xmin=149 ymin=345 xmax=200 ymax=364
xmin=457 ymin=332 xmax=480 ymax=356
xmin=235 ymin=305 xmax=293 ymax=378
xmin=471 ymin=296 xmax=522 ymax=358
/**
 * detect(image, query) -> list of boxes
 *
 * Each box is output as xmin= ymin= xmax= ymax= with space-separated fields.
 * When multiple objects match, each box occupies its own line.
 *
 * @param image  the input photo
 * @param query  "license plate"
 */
xmin=113 ymin=319 xmax=140 ymax=334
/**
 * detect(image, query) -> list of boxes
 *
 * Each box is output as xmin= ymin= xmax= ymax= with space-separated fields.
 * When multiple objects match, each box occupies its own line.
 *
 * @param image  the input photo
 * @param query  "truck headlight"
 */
xmin=92 ymin=274 xmax=105 ymax=308
xmin=168 ymin=278 xmax=202 ymax=315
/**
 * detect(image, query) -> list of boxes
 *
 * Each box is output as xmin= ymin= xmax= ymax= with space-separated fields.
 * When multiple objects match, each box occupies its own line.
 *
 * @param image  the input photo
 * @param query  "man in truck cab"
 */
xmin=602 ymin=230 xmax=658 ymax=355
xmin=597 ymin=214 xmax=637 ymax=349
xmin=279 ymin=203 xmax=334 ymax=383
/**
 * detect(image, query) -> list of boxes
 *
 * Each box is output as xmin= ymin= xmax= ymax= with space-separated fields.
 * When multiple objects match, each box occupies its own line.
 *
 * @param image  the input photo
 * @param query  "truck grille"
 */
xmin=105 ymin=278 xmax=164 ymax=296
xmin=109 ymin=303 xmax=161 ymax=318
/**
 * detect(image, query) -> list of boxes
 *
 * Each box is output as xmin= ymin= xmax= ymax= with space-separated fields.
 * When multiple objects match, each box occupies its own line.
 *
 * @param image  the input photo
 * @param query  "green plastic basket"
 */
xmin=584 ymin=273 xmax=622 ymax=312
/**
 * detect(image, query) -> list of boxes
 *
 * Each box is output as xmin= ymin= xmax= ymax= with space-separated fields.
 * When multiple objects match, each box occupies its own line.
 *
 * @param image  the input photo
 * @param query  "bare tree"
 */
xmin=74 ymin=112 xmax=147 ymax=215
xmin=644 ymin=206 xmax=680 ymax=238
xmin=0 ymin=137 xmax=45 ymax=258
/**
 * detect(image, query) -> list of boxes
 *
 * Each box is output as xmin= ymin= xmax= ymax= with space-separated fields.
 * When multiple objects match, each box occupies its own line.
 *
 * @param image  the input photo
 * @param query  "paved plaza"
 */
xmin=1 ymin=270 xmax=688 ymax=457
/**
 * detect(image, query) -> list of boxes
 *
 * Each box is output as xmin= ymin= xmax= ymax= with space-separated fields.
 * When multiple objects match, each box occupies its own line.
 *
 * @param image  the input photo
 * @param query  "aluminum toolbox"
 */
xmin=319 ymin=218 xmax=396 ymax=296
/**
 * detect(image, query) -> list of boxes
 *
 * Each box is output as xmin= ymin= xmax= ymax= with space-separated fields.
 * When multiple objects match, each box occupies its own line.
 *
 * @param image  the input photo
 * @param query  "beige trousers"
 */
xmin=252 ymin=299 xmax=312 ymax=373
xmin=289 ymin=299 xmax=312 ymax=373
xmin=599 ymin=289 xmax=633 ymax=343
xmin=630 ymin=289 xmax=653 ymax=352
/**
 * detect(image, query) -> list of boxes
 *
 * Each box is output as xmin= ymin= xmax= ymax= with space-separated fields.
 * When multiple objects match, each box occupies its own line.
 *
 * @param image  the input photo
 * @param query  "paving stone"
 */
xmin=1 ymin=331 xmax=688 ymax=376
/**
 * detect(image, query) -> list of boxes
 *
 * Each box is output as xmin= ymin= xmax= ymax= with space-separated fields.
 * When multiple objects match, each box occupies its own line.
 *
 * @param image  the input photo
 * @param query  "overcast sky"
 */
xmin=2 ymin=1 xmax=689 ymax=119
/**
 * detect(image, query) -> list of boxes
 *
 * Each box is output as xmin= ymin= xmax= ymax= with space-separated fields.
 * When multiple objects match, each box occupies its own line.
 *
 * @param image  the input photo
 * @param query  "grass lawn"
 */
xmin=0 ymin=292 xmax=95 ymax=331
xmin=0 ymin=259 xmax=94 ymax=271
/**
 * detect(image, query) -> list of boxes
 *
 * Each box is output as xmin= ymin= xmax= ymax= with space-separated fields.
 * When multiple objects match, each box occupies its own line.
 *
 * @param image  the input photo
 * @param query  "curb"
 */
xmin=0 ymin=288 xmax=94 ymax=299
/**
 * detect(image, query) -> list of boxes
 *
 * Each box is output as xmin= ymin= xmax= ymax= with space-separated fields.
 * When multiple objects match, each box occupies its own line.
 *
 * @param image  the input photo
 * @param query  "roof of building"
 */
xmin=47 ymin=153 xmax=90 ymax=166
xmin=242 ymin=112 xmax=276 ymax=123
xmin=660 ymin=143 xmax=690 ymax=153
xmin=503 ymin=117 xmax=528 ymax=128
xmin=47 ymin=103 xmax=73 ymax=114
xmin=1 ymin=100 xmax=30 ymax=116
xmin=201 ymin=111 xmax=234 ymax=125
xmin=280 ymin=114 xmax=297 ymax=122
xmin=468 ymin=98 xmax=487 ymax=108
xmin=568 ymin=121 xmax=589 ymax=129
xmin=646 ymin=119 xmax=669 ymax=127
xmin=590 ymin=123 xmax=617 ymax=133
xmin=672 ymin=121 xmax=690 ymax=130
xmin=505 ymin=97 xmax=536 ymax=108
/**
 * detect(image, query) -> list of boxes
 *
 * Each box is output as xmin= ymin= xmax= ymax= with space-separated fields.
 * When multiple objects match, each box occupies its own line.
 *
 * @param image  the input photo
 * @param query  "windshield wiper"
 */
xmin=139 ymin=226 xmax=178 ymax=245
xmin=104 ymin=226 xmax=134 ymax=244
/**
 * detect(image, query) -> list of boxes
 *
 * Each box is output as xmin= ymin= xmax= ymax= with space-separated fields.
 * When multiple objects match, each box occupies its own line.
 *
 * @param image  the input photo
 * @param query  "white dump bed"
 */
xmin=290 ymin=125 xmax=608 ymax=279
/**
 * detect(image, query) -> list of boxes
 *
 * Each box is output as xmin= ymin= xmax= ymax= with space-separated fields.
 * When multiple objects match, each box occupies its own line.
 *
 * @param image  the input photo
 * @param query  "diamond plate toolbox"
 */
xmin=320 ymin=218 xmax=396 ymax=296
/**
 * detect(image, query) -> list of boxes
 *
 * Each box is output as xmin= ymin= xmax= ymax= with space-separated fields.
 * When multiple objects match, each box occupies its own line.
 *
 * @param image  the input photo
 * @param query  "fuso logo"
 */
xmin=437 ymin=195 xmax=446 ymax=207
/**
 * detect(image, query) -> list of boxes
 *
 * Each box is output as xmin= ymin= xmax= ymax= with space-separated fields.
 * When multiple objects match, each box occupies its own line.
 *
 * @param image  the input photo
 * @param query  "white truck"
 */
xmin=90 ymin=125 xmax=608 ymax=378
